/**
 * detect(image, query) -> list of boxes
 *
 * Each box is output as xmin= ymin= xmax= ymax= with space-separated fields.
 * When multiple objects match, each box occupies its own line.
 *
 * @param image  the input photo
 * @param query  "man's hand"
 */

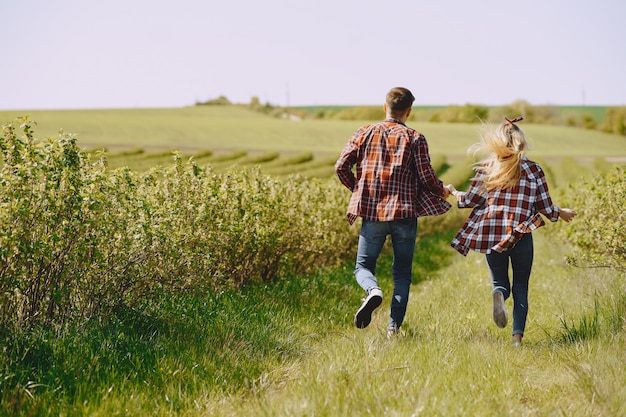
xmin=445 ymin=184 xmax=458 ymax=197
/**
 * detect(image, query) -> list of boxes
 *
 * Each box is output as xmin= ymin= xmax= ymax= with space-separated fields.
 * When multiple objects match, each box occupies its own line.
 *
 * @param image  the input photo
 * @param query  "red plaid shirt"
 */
xmin=451 ymin=158 xmax=561 ymax=256
xmin=335 ymin=119 xmax=449 ymax=225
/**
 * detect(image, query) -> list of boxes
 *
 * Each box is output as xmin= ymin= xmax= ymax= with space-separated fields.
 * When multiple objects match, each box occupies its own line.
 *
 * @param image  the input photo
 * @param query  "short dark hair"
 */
xmin=386 ymin=87 xmax=415 ymax=115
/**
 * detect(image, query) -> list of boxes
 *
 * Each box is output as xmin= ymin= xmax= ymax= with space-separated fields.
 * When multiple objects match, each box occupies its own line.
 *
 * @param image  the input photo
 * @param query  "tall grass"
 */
xmin=3 ymin=228 xmax=624 ymax=416
xmin=0 ymin=264 xmax=358 ymax=416
xmin=212 ymin=232 xmax=625 ymax=417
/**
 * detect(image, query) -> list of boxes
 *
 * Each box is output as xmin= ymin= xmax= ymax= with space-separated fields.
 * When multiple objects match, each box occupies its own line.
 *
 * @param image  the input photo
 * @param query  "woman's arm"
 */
xmin=446 ymin=176 xmax=485 ymax=208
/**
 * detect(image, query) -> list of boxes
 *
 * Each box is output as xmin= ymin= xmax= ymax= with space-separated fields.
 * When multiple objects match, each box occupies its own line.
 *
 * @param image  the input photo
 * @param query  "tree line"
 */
xmin=198 ymin=96 xmax=626 ymax=136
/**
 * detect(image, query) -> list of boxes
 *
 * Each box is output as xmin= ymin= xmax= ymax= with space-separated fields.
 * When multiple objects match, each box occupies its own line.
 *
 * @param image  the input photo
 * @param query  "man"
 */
xmin=335 ymin=87 xmax=450 ymax=337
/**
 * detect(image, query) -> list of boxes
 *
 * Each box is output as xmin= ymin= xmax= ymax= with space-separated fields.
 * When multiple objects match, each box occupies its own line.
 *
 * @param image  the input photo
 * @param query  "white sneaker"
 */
xmin=354 ymin=287 xmax=383 ymax=329
xmin=492 ymin=290 xmax=508 ymax=328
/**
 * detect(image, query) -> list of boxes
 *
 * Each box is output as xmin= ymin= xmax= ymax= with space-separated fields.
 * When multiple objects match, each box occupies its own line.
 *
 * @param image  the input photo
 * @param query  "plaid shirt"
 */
xmin=451 ymin=158 xmax=561 ymax=256
xmin=335 ymin=119 xmax=449 ymax=225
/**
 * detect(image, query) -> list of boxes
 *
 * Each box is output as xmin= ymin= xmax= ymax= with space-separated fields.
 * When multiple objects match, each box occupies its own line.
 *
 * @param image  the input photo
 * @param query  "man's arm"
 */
xmin=335 ymin=141 xmax=357 ymax=191
xmin=414 ymin=136 xmax=446 ymax=197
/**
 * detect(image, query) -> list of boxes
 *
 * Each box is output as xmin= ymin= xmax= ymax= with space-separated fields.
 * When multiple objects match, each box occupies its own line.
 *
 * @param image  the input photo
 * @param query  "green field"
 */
xmin=1 ymin=106 xmax=624 ymax=164
xmin=1 ymin=106 xmax=625 ymax=416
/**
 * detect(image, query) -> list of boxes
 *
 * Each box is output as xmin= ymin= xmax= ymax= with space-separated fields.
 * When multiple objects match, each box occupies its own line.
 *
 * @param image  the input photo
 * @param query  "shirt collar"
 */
xmin=385 ymin=118 xmax=406 ymax=126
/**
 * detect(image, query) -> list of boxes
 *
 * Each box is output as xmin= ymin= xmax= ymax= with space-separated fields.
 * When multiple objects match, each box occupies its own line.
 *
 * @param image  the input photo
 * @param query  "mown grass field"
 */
xmin=1 ymin=107 xmax=625 ymax=416
xmin=1 ymin=106 xmax=624 ymax=162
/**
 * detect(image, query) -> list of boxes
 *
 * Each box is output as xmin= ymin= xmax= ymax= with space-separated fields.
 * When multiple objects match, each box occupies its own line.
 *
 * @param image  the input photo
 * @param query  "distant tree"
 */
xmin=582 ymin=113 xmax=598 ymax=130
xmin=198 ymin=95 xmax=232 ymax=106
xmin=332 ymin=106 xmax=384 ymax=121
xmin=489 ymin=100 xmax=560 ymax=124
xmin=601 ymin=107 xmax=626 ymax=136
xmin=432 ymin=104 xmax=488 ymax=123
xmin=249 ymin=96 xmax=261 ymax=110
xmin=459 ymin=104 xmax=489 ymax=123
xmin=490 ymin=100 xmax=533 ymax=122
xmin=565 ymin=113 xmax=598 ymax=130
xmin=435 ymin=105 xmax=462 ymax=123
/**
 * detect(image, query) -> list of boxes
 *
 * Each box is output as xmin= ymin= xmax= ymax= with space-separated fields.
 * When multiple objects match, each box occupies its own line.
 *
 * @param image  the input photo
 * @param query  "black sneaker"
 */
xmin=354 ymin=287 xmax=383 ymax=329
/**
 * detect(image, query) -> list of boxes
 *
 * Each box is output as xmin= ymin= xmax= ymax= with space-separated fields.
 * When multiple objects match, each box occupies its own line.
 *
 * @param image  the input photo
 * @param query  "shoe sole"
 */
xmin=354 ymin=294 xmax=383 ymax=329
xmin=493 ymin=291 xmax=508 ymax=328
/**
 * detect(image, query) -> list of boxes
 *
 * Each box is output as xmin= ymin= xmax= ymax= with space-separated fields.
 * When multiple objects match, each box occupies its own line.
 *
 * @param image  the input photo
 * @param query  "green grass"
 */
xmin=2 ymin=228 xmax=624 ymax=416
xmin=558 ymin=105 xmax=608 ymax=123
xmin=1 ymin=106 xmax=625 ymax=415
xmin=208 ymin=230 xmax=626 ymax=417
xmin=1 ymin=259 xmax=359 ymax=416
xmin=1 ymin=107 xmax=624 ymax=163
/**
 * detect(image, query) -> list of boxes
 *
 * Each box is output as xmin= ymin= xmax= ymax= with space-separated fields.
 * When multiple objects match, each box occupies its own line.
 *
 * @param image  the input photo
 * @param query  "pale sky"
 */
xmin=1 ymin=0 xmax=625 ymax=110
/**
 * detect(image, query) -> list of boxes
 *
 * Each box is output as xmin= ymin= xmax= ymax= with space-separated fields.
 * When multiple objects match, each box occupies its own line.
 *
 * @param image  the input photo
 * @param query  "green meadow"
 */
xmin=1 ymin=107 xmax=625 ymax=416
xmin=1 ymin=106 xmax=624 ymax=161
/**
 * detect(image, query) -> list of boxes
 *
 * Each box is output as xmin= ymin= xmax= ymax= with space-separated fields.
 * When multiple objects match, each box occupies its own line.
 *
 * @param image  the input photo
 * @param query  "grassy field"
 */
xmin=8 ymin=229 xmax=622 ymax=416
xmin=1 ymin=106 xmax=625 ymax=416
xmin=1 ymin=107 xmax=624 ymax=164
xmin=208 ymin=231 xmax=625 ymax=417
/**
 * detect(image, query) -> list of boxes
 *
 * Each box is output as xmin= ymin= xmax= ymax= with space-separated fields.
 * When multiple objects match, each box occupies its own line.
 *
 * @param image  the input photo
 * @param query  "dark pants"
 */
xmin=485 ymin=233 xmax=534 ymax=336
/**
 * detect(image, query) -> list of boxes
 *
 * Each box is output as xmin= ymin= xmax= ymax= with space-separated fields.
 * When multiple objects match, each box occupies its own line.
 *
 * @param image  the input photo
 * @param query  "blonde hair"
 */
xmin=469 ymin=117 xmax=529 ymax=192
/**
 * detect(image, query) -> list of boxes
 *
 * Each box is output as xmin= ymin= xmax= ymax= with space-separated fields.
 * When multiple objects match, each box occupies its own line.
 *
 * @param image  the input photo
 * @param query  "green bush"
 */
xmin=0 ymin=118 xmax=358 ymax=329
xmin=558 ymin=165 xmax=626 ymax=269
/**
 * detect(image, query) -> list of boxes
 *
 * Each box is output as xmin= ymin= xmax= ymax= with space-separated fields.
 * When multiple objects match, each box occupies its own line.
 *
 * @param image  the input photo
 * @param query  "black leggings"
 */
xmin=486 ymin=233 xmax=534 ymax=336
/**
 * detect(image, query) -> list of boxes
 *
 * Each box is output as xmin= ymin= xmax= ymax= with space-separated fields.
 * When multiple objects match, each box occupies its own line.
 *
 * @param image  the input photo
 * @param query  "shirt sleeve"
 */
xmin=534 ymin=166 xmax=560 ymax=222
xmin=335 ymin=131 xmax=360 ymax=191
xmin=456 ymin=175 xmax=486 ymax=208
xmin=413 ymin=135 xmax=445 ymax=196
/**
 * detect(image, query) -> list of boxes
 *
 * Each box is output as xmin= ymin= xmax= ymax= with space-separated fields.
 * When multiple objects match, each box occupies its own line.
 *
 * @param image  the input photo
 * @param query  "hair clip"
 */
xmin=505 ymin=116 xmax=524 ymax=125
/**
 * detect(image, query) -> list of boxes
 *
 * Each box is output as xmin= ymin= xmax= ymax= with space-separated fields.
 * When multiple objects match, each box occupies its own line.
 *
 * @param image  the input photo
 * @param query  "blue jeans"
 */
xmin=355 ymin=218 xmax=417 ymax=331
xmin=485 ymin=233 xmax=534 ymax=336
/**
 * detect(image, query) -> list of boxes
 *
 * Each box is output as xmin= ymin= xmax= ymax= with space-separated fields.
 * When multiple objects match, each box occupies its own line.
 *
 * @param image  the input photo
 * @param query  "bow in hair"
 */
xmin=505 ymin=116 xmax=524 ymax=125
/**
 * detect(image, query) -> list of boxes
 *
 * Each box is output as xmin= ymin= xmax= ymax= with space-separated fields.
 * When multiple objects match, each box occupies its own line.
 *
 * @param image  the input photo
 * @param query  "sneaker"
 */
xmin=492 ymin=290 xmax=508 ymax=328
xmin=354 ymin=287 xmax=383 ymax=329
xmin=387 ymin=325 xmax=398 ymax=339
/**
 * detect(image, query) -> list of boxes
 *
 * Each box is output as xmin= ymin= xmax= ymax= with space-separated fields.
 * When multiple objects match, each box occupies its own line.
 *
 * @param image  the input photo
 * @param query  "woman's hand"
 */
xmin=560 ymin=208 xmax=578 ymax=222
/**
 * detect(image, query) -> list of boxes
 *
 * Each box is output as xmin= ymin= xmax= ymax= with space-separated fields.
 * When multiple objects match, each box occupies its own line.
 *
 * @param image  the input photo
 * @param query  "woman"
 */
xmin=446 ymin=117 xmax=577 ymax=346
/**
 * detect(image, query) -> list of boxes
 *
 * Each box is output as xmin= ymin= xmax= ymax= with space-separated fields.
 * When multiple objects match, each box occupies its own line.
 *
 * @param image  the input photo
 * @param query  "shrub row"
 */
xmin=557 ymin=165 xmax=626 ymax=270
xmin=0 ymin=118 xmax=358 ymax=329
